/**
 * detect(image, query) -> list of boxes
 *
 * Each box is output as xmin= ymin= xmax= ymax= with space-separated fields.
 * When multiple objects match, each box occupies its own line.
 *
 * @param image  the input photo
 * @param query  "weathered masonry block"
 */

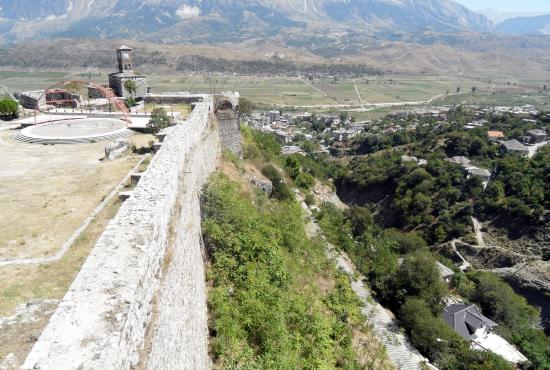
xmin=214 ymin=94 xmax=242 ymax=157
xmin=145 ymin=92 xmax=242 ymax=156
xmin=22 ymin=93 xmax=239 ymax=370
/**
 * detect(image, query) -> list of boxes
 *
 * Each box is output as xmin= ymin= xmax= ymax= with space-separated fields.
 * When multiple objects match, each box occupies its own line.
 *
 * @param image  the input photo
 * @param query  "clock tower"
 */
xmin=117 ymin=46 xmax=133 ymax=74
xmin=109 ymin=45 xmax=150 ymax=98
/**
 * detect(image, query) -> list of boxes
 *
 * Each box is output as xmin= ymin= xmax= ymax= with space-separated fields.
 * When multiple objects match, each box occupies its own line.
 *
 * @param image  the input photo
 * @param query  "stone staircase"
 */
xmin=13 ymin=129 xmax=134 ymax=145
xmin=350 ymin=278 xmax=436 ymax=370
xmin=300 ymin=200 xmax=437 ymax=370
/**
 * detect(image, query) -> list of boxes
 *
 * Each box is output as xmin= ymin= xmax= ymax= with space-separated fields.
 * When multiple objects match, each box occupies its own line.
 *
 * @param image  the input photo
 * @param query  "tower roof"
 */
xmin=118 ymin=45 xmax=132 ymax=50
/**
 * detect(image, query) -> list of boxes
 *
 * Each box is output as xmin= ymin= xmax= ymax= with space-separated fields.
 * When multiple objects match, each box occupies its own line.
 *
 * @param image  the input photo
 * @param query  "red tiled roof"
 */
xmin=487 ymin=130 xmax=505 ymax=138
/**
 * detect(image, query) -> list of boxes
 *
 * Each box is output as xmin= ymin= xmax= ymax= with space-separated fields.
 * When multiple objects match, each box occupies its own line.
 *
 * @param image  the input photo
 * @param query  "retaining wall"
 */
xmin=22 ymin=95 xmax=226 ymax=370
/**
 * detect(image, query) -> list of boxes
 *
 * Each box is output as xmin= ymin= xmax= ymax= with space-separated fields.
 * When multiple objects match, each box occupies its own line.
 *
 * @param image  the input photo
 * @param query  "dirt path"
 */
xmin=298 ymin=77 xmax=329 ymax=97
xmin=353 ymin=79 xmax=364 ymax=103
xmin=471 ymin=217 xmax=486 ymax=247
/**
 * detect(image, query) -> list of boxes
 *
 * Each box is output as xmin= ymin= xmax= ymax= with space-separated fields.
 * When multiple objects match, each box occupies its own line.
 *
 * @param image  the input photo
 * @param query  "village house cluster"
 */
xmin=246 ymin=109 xmax=367 ymax=155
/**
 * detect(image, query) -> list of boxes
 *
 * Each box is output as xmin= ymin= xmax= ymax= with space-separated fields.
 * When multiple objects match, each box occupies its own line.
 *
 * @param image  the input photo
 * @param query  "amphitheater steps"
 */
xmin=13 ymin=129 xmax=134 ymax=145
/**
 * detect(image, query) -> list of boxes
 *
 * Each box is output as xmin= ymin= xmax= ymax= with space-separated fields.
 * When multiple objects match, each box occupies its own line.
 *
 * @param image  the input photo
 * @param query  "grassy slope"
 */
xmin=202 ymin=155 xmax=393 ymax=369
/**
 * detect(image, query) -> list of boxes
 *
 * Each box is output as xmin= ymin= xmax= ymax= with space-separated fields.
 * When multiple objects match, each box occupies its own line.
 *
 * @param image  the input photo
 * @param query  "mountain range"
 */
xmin=498 ymin=14 xmax=550 ymax=36
xmin=0 ymin=0 xmax=549 ymax=76
xmin=0 ymin=0 xmax=494 ymax=44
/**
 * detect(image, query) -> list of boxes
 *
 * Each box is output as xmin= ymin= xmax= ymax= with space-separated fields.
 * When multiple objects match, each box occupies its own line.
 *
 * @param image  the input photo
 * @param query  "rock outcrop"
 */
xmin=104 ymin=138 xmax=130 ymax=161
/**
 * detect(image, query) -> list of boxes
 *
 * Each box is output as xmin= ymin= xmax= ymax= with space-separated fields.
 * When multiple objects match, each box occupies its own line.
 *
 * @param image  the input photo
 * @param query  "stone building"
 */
xmin=500 ymin=139 xmax=529 ymax=155
xmin=108 ymin=46 xmax=150 ymax=99
xmin=15 ymin=91 xmax=45 ymax=109
xmin=88 ymin=85 xmax=114 ymax=99
xmin=16 ymin=90 xmax=80 ymax=109
xmin=526 ymin=129 xmax=547 ymax=143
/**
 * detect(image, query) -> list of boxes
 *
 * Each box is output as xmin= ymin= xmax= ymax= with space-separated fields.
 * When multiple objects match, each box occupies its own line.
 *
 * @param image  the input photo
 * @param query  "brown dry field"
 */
xmin=0 ymin=130 xmax=143 ymax=314
xmin=0 ymin=130 xmax=140 ymax=260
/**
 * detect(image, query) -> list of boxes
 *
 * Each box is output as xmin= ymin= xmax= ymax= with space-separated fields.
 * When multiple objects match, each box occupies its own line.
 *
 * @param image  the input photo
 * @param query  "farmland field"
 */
xmin=2 ymin=69 xmax=549 ymax=109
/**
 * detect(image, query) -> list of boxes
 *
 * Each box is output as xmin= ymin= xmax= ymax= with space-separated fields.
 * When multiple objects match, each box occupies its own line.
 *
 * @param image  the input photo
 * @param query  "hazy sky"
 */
xmin=455 ymin=0 xmax=550 ymax=13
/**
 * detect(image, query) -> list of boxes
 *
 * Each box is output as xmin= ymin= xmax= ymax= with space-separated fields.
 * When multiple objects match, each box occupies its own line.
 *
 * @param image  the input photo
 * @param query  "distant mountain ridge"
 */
xmin=476 ymin=9 xmax=550 ymax=24
xmin=498 ymin=14 xmax=550 ymax=36
xmin=0 ymin=0 xmax=493 ymax=44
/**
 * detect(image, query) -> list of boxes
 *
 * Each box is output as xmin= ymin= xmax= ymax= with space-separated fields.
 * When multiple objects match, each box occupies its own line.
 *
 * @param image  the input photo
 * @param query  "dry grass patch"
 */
xmin=129 ymin=134 xmax=155 ymax=152
xmin=353 ymin=327 xmax=395 ymax=370
xmin=0 ymin=132 xmax=140 ymax=260
xmin=0 ymin=199 xmax=122 ymax=316
xmin=0 ymin=198 xmax=124 ymax=368
xmin=140 ymin=103 xmax=192 ymax=119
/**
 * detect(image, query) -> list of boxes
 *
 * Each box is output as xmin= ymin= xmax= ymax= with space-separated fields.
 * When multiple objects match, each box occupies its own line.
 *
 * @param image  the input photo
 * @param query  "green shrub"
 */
xmin=202 ymin=173 xmax=362 ymax=368
xmin=147 ymin=107 xmax=172 ymax=134
xmin=124 ymin=97 xmax=136 ymax=108
xmin=261 ymin=165 xmax=293 ymax=201
xmin=222 ymin=149 xmax=243 ymax=171
xmin=304 ymin=192 xmax=316 ymax=206
xmin=294 ymin=172 xmax=315 ymax=190
xmin=0 ymin=99 xmax=18 ymax=120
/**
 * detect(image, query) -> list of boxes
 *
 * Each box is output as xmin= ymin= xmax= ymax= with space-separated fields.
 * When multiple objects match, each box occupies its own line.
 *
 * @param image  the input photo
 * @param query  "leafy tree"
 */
xmin=123 ymin=79 xmax=137 ymax=98
xmin=345 ymin=205 xmax=373 ymax=237
xmin=284 ymin=155 xmax=302 ymax=180
xmin=311 ymin=120 xmax=327 ymax=132
xmin=238 ymin=97 xmax=253 ymax=115
xmin=393 ymin=250 xmax=447 ymax=311
xmin=298 ymin=140 xmax=316 ymax=154
xmin=147 ymin=107 xmax=172 ymax=134
xmin=339 ymin=111 xmax=348 ymax=124
xmin=0 ymin=99 xmax=18 ymax=119
xmin=384 ymin=229 xmax=427 ymax=254
xmin=400 ymin=298 xmax=462 ymax=362
xmin=400 ymin=298 xmax=514 ymax=370
xmin=359 ymin=232 xmax=399 ymax=299
xmin=464 ymin=271 xmax=550 ymax=369
xmin=467 ymin=272 xmax=539 ymax=331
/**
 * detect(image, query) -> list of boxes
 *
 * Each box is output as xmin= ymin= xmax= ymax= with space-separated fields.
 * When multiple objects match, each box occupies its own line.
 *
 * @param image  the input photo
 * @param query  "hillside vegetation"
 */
xmin=316 ymin=203 xmax=549 ymax=369
xmin=237 ymin=114 xmax=549 ymax=368
xmin=339 ymin=108 xmax=550 ymax=244
xmin=201 ymin=143 xmax=393 ymax=369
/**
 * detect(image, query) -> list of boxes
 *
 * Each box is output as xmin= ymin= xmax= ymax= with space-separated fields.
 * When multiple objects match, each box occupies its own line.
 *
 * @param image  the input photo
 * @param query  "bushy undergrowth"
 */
xmin=202 ymin=173 xmax=365 ymax=369
xmin=316 ymin=203 xmax=519 ymax=370
xmin=316 ymin=203 xmax=549 ymax=369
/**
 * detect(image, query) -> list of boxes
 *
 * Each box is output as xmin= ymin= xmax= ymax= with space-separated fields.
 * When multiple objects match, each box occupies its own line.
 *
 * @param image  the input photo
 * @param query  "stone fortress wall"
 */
xmin=22 ymin=93 xmax=240 ymax=370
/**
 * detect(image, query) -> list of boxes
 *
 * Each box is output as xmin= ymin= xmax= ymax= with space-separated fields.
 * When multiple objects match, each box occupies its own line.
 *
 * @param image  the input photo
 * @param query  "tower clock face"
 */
xmin=123 ymin=52 xmax=130 ymax=59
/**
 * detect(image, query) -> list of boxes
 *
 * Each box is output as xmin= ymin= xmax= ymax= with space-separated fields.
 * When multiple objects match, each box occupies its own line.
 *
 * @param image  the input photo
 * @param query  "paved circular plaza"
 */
xmin=16 ymin=118 xmax=134 ymax=144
